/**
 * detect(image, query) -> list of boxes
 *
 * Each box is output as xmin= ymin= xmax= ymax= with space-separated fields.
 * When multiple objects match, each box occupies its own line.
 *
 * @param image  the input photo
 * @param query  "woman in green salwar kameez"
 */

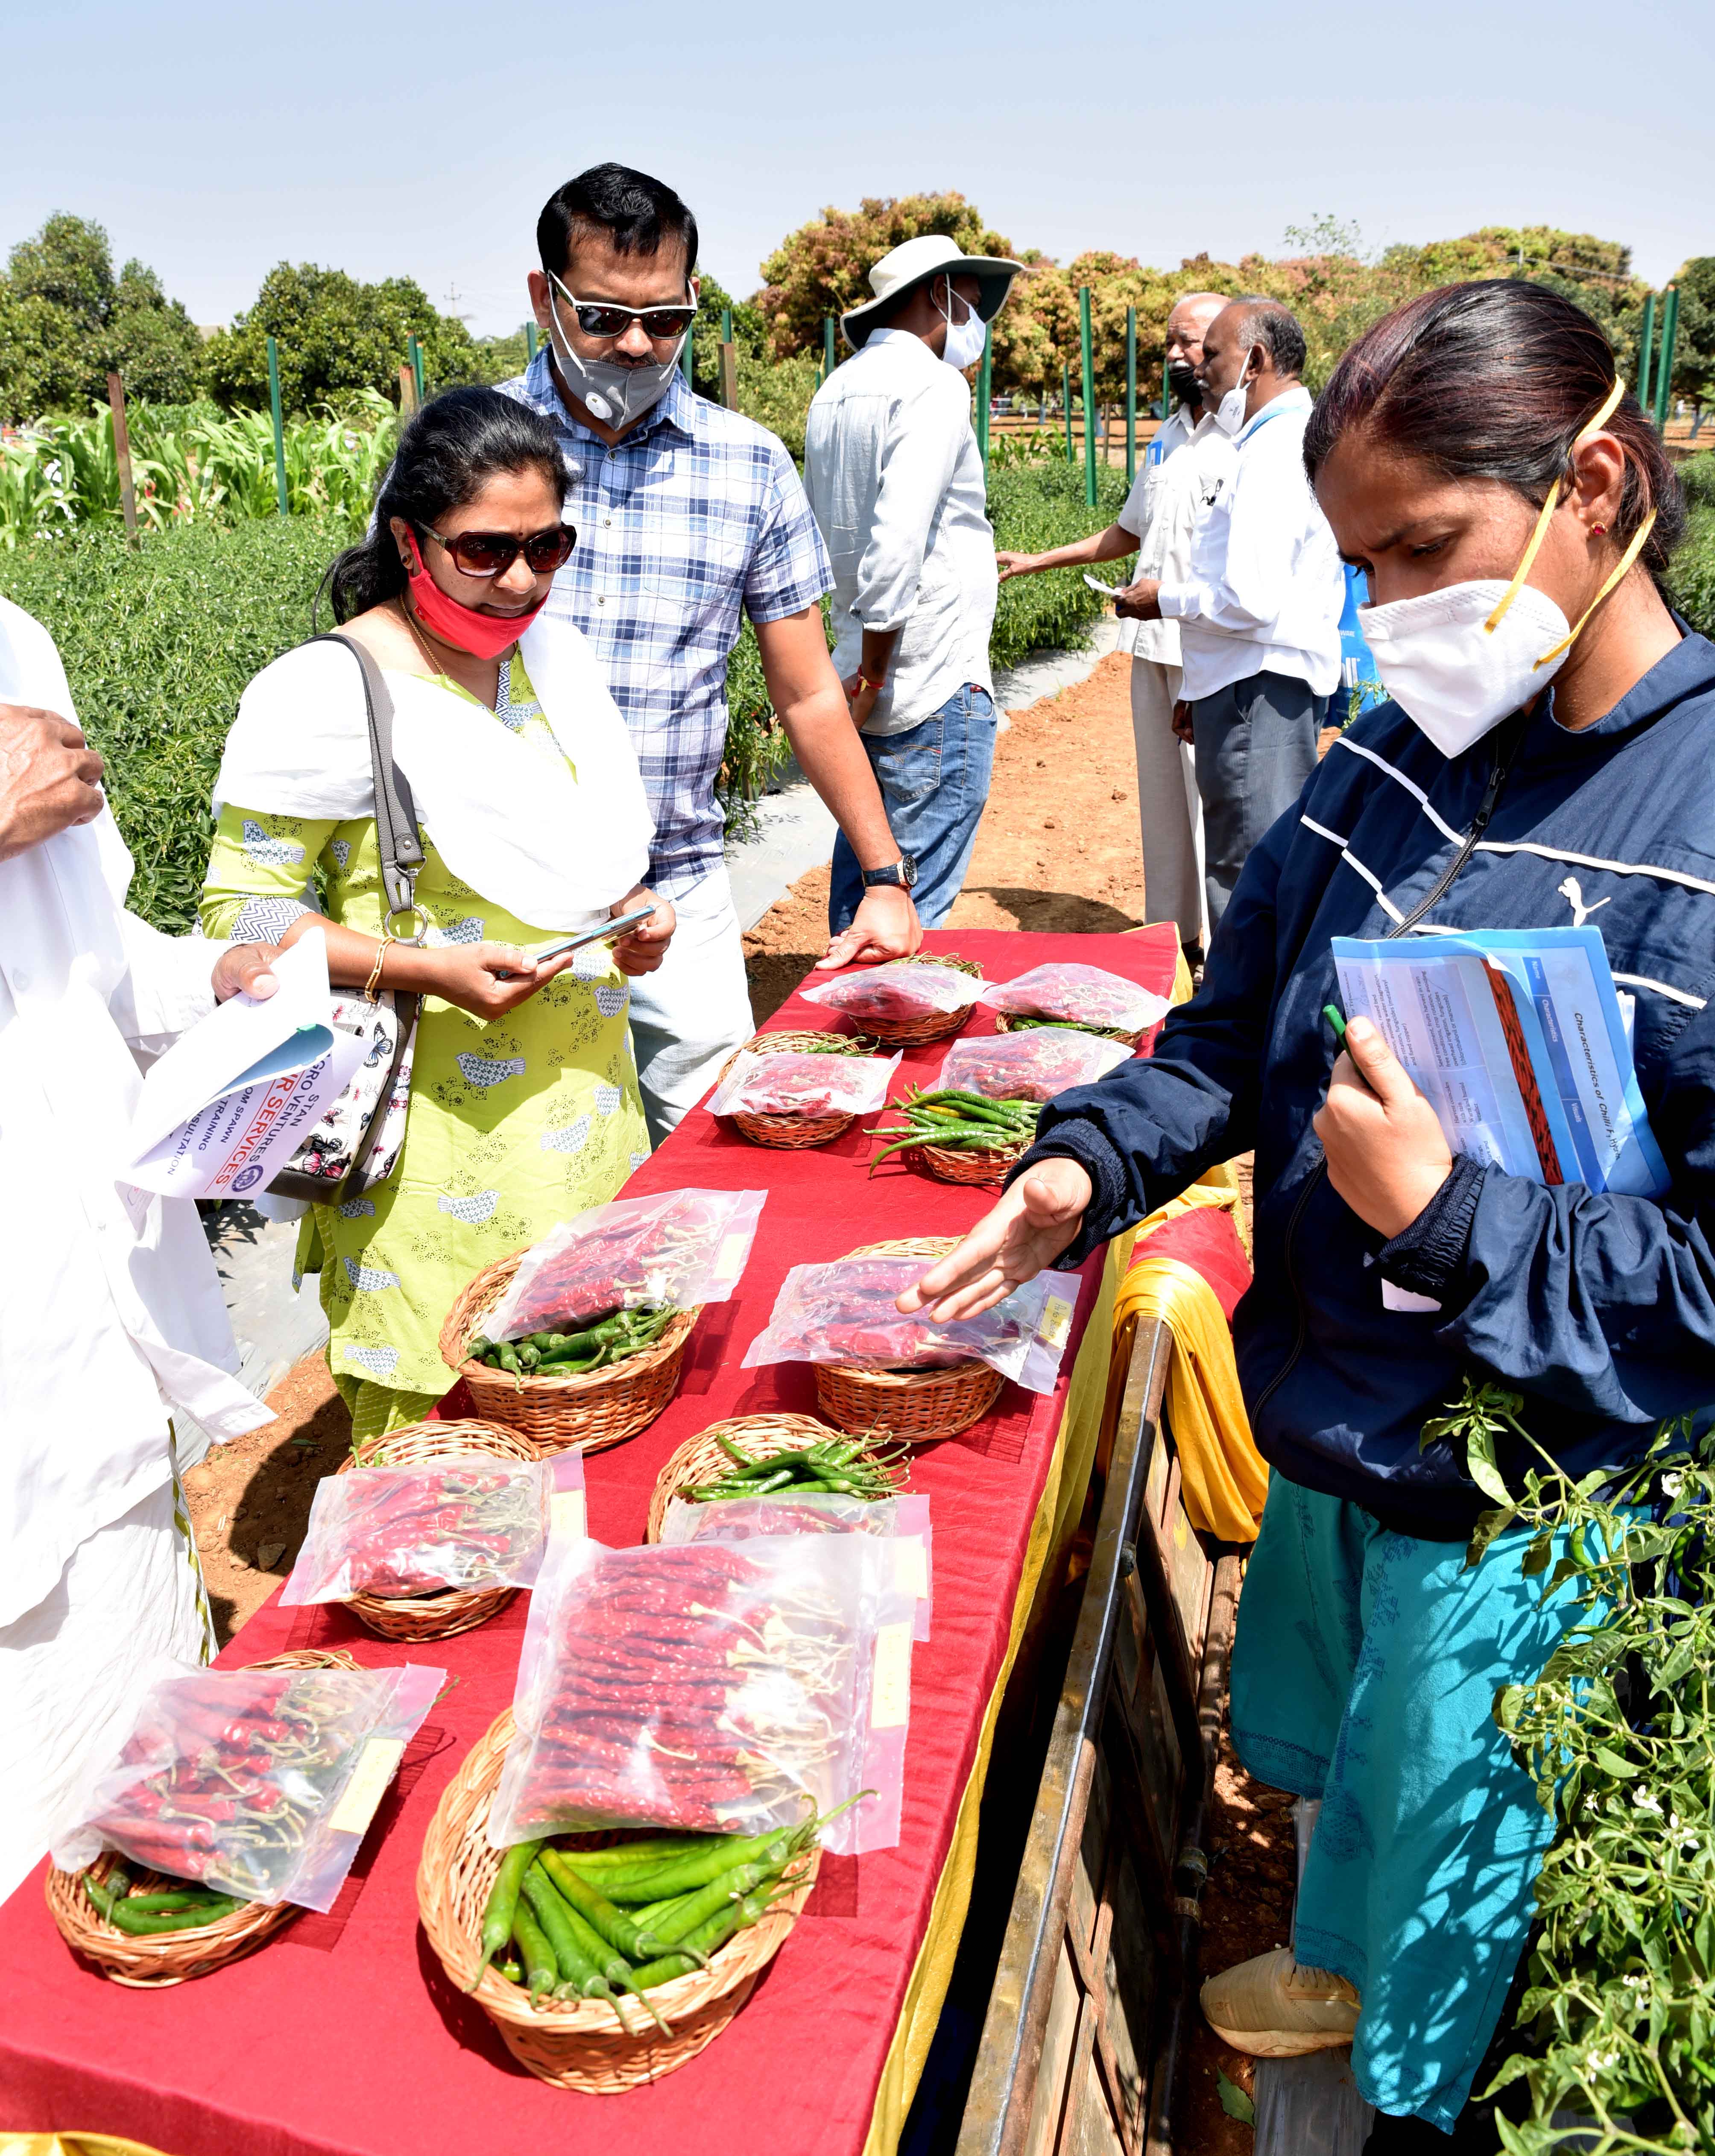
xmin=202 ymin=390 xmax=671 ymax=1441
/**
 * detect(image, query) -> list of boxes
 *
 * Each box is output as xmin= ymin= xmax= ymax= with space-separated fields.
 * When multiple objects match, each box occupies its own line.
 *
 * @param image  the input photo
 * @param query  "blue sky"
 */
xmin=5 ymin=0 xmax=1707 ymax=336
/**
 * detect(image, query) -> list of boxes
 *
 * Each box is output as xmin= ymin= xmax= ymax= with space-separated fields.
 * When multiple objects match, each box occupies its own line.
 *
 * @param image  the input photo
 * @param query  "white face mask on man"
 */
xmin=1208 ymin=352 xmax=1255 ymax=437
xmin=936 ymin=283 xmax=987 ymax=371
xmin=1359 ymin=377 xmax=1656 ymax=759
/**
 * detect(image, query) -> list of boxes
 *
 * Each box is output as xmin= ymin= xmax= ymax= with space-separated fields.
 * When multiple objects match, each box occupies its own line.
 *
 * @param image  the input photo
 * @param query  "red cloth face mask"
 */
xmin=402 ymin=529 xmax=547 ymax=661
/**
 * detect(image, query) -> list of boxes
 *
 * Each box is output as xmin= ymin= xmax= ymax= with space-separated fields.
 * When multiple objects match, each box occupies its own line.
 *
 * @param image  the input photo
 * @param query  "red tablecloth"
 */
xmin=0 ymin=927 xmax=1179 ymax=2156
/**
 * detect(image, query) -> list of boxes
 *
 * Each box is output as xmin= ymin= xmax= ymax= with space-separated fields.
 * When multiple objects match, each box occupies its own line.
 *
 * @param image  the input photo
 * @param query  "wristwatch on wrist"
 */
xmin=861 ymin=856 xmax=918 ymax=891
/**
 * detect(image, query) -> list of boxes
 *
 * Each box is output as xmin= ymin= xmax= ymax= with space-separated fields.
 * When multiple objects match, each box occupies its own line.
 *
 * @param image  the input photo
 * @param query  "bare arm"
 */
xmin=752 ymin=606 xmax=921 ymax=967
xmin=995 ymin=521 xmax=1138 ymax=583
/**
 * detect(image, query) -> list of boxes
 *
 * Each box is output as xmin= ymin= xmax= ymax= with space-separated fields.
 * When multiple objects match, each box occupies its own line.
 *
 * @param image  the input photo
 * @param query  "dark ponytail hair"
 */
xmin=322 ymin=387 xmax=568 ymax=624
xmin=1303 ymin=280 xmax=1685 ymax=577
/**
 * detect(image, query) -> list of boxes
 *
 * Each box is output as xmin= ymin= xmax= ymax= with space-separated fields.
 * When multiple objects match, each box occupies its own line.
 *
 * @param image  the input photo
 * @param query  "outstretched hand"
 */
xmin=895 ymin=1157 xmax=1094 ymax=1323
xmin=1313 ymin=1014 xmax=1452 ymax=1239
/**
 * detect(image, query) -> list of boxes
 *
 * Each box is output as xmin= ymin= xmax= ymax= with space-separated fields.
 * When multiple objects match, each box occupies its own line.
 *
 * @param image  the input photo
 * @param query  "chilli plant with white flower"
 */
xmin=1423 ymin=1382 xmax=1715 ymax=2153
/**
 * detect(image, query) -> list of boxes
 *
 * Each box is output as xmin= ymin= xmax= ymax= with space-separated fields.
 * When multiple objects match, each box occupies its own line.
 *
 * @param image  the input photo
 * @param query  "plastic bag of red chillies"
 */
xmin=280 ymin=1452 xmax=585 ymax=1605
xmin=487 ymin=1536 xmax=917 ymax=1858
xmin=53 ymin=1661 xmax=443 ymax=1909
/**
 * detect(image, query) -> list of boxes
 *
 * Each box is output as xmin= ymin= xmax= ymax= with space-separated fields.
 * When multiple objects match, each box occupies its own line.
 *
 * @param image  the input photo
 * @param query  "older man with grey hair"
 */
xmin=1118 ymin=296 xmax=1343 ymax=931
xmin=998 ymin=291 xmax=1234 ymax=966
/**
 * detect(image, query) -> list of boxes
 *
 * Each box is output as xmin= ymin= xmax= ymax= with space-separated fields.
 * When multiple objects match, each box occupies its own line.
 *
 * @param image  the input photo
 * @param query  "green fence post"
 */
xmin=1637 ymin=292 xmax=1657 ymax=415
xmin=1062 ymin=362 xmax=1073 ymax=463
xmin=976 ymin=322 xmax=992 ymax=473
xmin=1079 ymin=287 xmax=1097 ymax=508
xmin=1125 ymin=306 xmax=1137 ymax=486
xmin=527 ymin=322 xmax=538 ymax=363
xmin=265 ymin=334 xmax=289 ymax=518
xmin=1655 ymin=287 xmax=1680 ymax=432
xmin=823 ymin=315 xmax=836 ymax=384
xmin=409 ymin=334 xmax=425 ymax=406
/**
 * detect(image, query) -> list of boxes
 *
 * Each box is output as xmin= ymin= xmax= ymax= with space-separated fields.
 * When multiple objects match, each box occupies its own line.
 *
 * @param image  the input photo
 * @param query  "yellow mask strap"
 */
xmin=1483 ymin=376 xmax=1629 ymax=637
xmin=1533 ymin=507 xmax=1657 ymax=669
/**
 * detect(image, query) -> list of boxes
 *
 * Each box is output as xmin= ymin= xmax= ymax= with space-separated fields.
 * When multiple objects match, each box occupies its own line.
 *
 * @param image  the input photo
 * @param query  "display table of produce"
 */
xmin=0 ymin=927 xmax=1184 ymax=2156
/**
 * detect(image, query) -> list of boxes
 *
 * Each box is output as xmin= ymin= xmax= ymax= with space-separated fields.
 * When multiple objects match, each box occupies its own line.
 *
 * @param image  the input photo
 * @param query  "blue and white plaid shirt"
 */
xmin=500 ymin=354 xmax=831 ymax=896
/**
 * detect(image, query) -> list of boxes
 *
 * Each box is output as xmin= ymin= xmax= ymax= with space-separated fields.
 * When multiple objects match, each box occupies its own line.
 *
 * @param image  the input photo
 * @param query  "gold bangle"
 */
xmin=362 ymin=942 xmax=388 ymax=1002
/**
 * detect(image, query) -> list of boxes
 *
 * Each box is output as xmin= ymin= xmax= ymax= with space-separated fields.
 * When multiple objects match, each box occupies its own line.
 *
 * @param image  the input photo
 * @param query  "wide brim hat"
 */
xmin=841 ymin=233 xmax=1023 ymax=350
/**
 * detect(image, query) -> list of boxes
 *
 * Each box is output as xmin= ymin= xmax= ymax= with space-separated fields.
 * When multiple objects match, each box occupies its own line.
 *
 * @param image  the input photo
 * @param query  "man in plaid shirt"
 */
xmin=504 ymin=164 xmax=919 ymax=1140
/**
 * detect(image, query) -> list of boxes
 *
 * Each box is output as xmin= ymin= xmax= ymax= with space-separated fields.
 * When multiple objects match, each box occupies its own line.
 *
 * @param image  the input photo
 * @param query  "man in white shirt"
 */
xmin=0 ymin=597 xmax=279 ymax=1902
xmin=995 ymin=293 xmax=1234 ymax=964
xmin=1118 ymin=297 xmax=1343 ymax=929
xmin=804 ymin=234 xmax=1021 ymax=928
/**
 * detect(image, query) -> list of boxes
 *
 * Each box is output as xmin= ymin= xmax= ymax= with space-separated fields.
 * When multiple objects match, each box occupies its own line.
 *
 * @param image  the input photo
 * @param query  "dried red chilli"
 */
xmin=284 ymin=1460 xmax=556 ymax=1605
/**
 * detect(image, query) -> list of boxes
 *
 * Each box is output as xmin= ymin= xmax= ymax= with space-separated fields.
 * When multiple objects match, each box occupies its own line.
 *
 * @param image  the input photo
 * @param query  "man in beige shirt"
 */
xmin=997 ymin=293 xmax=1232 ymax=964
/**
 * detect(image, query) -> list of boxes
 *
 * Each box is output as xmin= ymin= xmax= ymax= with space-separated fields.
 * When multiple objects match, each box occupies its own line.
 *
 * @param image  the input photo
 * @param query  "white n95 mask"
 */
xmin=1211 ymin=374 xmax=1251 ymax=437
xmin=1359 ymin=376 xmax=1655 ymax=758
xmin=937 ymin=287 xmax=988 ymax=372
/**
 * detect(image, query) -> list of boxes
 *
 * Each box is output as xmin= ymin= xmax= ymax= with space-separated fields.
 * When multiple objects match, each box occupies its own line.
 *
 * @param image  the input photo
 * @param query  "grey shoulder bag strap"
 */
xmin=265 ymin=633 xmax=426 ymax=1204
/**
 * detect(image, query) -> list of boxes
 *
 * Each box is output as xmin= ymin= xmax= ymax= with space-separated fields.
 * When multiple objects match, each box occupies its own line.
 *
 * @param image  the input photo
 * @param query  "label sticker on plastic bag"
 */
xmin=895 ymin=1537 xmax=929 ymax=1600
xmin=871 ymin=1620 xmax=913 ymax=1730
xmin=550 ymin=1490 xmax=587 ymax=1539
xmin=328 ymin=1737 xmax=407 ymax=1835
xmin=1041 ymin=1295 xmax=1074 ymax=1350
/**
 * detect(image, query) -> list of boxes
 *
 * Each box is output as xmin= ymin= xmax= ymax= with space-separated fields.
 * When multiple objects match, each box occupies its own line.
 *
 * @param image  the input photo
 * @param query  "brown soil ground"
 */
xmin=192 ymin=644 xmax=1291 ymax=2148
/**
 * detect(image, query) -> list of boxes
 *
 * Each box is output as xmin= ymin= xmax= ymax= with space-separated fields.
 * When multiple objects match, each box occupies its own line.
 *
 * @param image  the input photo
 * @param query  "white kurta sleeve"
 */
xmin=110 ymin=910 xmax=233 ymax=1052
xmin=850 ymin=374 xmax=970 ymax=633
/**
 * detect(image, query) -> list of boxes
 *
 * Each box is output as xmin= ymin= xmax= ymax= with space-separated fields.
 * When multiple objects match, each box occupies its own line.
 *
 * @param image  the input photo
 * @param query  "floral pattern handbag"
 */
xmin=266 ymin=635 xmax=425 ymax=1206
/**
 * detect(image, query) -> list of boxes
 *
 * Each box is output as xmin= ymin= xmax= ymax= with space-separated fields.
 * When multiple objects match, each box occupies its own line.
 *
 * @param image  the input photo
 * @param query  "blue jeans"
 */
xmin=828 ymin=683 xmax=997 ymax=933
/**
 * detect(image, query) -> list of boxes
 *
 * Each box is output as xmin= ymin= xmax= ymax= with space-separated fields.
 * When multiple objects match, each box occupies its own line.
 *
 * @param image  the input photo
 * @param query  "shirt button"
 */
xmin=13 ymin=968 xmax=29 ymax=990
xmin=597 ymin=596 xmax=605 ymax=606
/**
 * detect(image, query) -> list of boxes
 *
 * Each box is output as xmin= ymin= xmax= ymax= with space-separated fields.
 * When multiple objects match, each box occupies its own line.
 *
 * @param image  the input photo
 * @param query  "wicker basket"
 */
xmin=916 ymin=1137 xmax=1026 ymax=1188
xmin=995 ymin=1009 xmax=1144 ymax=1048
xmin=417 ymin=1709 xmax=820 ymax=2090
xmin=45 ymin=1648 xmax=361 ymax=1986
xmin=715 ymin=1030 xmax=878 ymax=1151
xmin=644 ymin=1413 xmax=903 ymax=1541
xmin=814 ymin=1237 xmax=1004 ymax=1441
xmin=844 ymin=955 xmax=984 ymax=1049
xmin=439 ymin=1251 xmax=698 ymax=1456
xmin=334 ymin=1418 xmax=539 ymax=1640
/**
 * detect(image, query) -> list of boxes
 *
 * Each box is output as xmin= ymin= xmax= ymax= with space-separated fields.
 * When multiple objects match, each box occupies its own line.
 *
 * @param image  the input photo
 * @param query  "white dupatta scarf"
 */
xmin=213 ymin=615 xmax=653 ymax=932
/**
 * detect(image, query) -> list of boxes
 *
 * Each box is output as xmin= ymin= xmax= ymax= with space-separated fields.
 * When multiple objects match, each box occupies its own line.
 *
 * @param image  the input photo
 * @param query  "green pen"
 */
xmin=1323 ymin=1002 xmax=1348 ymax=1046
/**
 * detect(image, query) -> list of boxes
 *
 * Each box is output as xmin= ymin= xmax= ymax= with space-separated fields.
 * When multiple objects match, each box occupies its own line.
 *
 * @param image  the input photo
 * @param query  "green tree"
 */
xmin=1668 ymin=259 xmax=1715 ymax=413
xmin=0 ymin=214 xmax=202 ymax=420
xmin=201 ymin=263 xmax=491 ymax=414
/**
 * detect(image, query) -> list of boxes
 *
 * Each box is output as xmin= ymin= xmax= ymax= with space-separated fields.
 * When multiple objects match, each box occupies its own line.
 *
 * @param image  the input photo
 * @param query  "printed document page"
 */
xmin=123 ymin=930 xmax=367 ymax=1201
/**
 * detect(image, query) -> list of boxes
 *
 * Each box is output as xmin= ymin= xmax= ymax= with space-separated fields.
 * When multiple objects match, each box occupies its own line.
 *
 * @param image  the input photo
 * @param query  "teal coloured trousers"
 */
xmin=1229 ymin=1473 xmax=1584 ymax=2131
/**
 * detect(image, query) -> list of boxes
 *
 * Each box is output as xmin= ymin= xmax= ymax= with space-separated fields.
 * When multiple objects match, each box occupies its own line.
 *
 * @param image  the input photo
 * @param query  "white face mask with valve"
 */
xmin=937 ymin=283 xmax=987 ymax=371
xmin=1359 ymin=377 xmax=1655 ymax=758
xmin=545 ymin=270 xmax=686 ymax=428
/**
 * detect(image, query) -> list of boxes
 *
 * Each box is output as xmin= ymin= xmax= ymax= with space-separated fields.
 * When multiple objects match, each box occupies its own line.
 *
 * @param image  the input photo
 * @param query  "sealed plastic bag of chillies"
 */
xmin=741 ymin=1257 xmax=1084 ymax=1393
xmin=279 ymin=1452 xmax=586 ymax=1606
xmin=938 ymin=1026 xmax=1133 ymax=1103
xmin=487 ymin=1537 xmax=916 ymax=1856
xmin=706 ymin=1047 xmax=901 ymax=1120
xmin=53 ymin=1661 xmax=444 ymax=1910
xmin=660 ymin=1490 xmax=933 ymax=1642
xmin=480 ymin=1187 xmax=767 ymax=1346
xmin=799 ymin=958 xmax=983 ymax=1023
xmin=975 ymin=962 xmax=1172 ymax=1038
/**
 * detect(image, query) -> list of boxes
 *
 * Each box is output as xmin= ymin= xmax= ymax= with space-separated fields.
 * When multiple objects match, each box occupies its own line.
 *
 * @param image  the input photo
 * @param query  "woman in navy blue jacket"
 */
xmin=901 ymin=281 xmax=1715 ymax=2144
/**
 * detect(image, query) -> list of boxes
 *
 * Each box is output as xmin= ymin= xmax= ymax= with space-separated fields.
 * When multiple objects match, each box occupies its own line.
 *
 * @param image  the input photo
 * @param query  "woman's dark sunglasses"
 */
xmin=422 ymin=523 xmax=577 ymax=578
xmin=562 ymin=296 xmax=698 ymax=340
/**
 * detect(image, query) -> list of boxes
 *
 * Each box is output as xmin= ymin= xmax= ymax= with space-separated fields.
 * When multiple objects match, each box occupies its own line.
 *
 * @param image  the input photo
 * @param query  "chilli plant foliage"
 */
xmin=1425 ymin=1380 xmax=1715 ymax=2153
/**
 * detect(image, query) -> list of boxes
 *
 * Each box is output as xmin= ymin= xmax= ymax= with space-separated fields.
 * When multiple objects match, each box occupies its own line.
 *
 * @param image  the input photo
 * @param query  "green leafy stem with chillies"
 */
xmin=1419 ymin=1378 xmax=1715 ymax=2153
xmin=682 ymin=1431 xmax=911 ymax=1504
xmin=868 ymin=1087 xmax=1040 ymax=1175
xmin=469 ymin=1304 xmax=677 ymax=1377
